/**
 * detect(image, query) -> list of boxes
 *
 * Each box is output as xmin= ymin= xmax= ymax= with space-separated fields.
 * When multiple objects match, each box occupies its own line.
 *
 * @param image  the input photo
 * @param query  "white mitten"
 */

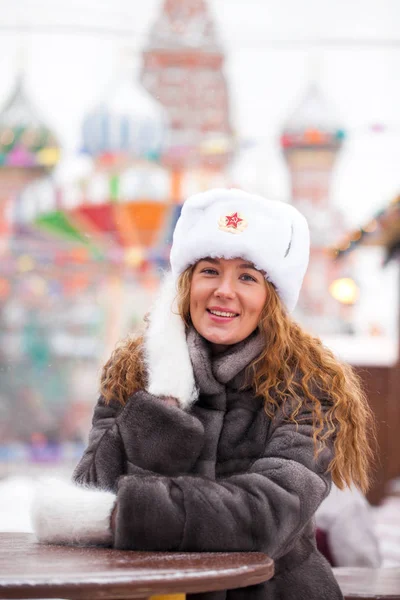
xmin=31 ymin=478 xmax=116 ymax=546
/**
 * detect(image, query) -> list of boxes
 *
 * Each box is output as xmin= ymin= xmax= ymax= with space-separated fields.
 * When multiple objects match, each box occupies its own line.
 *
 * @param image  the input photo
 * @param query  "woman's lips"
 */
xmin=206 ymin=308 xmax=239 ymax=323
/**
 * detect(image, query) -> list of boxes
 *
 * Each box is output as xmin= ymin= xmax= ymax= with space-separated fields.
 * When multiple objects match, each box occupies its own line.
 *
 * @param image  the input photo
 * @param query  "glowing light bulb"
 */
xmin=329 ymin=277 xmax=359 ymax=305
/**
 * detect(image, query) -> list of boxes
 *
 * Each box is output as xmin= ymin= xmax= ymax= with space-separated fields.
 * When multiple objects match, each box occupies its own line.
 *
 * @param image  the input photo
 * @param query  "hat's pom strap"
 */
xmin=144 ymin=272 xmax=198 ymax=410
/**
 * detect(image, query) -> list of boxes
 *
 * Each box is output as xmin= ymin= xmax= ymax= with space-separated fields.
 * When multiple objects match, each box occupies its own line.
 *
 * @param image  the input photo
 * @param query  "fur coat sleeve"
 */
xmin=73 ymin=391 xmax=205 ymax=491
xmin=73 ymin=395 xmax=125 ymax=491
xmin=113 ymin=402 xmax=332 ymax=559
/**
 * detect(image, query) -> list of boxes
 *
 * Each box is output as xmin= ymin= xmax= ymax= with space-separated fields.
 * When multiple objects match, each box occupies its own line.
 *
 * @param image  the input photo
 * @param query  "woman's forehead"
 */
xmin=195 ymin=256 xmax=265 ymax=276
xmin=196 ymin=257 xmax=255 ymax=267
xmin=193 ymin=257 xmax=267 ymax=278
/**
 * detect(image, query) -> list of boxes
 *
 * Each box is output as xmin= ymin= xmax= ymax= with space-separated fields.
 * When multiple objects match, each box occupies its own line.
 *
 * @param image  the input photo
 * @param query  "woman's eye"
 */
xmin=240 ymin=273 xmax=257 ymax=282
xmin=201 ymin=268 xmax=218 ymax=275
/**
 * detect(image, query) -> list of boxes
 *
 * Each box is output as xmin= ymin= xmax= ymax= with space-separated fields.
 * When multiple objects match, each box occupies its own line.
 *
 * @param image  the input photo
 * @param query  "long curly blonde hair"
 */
xmin=101 ymin=265 xmax=375 ymax=493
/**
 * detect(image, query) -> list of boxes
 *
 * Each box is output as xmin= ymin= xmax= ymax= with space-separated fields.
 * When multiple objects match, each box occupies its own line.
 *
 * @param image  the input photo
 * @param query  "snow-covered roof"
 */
xmin=283 ymin=82 xmax=342 ymax=133
xmin=0 ymin=75 xmax=58 ymax=146
xmin=0 ymin=76 xmax=42 ymax=129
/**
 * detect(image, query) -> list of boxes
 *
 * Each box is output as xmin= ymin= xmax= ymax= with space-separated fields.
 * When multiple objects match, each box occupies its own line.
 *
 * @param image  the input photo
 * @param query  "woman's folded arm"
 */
xmin=113 ymin=413 xmax=332 ymax=559
xmin=73 ymin=391 xmax=204 ymax=490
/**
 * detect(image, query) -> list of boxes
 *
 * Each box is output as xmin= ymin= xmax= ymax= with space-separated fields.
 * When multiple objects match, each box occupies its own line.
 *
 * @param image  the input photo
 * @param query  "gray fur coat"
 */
xmin=73 ymin=326 xmax=343 ymax=600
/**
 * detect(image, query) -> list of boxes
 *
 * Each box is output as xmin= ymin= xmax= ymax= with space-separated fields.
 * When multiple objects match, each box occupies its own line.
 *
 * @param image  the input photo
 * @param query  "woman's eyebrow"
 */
xmin=200 ymin=257 xmax=220 ymax=265
xmin=238 ymin=263 xmax=259 ymax=271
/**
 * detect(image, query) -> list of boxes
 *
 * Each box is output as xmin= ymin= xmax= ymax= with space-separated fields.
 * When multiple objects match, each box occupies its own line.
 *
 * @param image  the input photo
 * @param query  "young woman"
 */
xmin=32 ymin=188 xmax=374 ymax=600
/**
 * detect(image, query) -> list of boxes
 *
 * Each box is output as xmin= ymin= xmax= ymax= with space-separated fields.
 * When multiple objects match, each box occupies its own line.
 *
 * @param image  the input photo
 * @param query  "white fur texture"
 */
xmin=144 ymin=272 xmax=197 ymax=409
xmin=170 ymin=188 xmax=310 ymax=312
xmin=315 ymin=484 xmax=381 ymax=567
xmin=31 ymin=478 xmax=116 ymax=546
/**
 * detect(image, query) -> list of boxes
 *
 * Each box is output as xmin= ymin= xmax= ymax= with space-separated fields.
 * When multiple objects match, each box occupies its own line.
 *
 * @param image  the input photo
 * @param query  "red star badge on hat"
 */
xmin=225 ymin=212 xmax=243 ymax=229
xmin=218 ymin=211 xmax=248 ymax=234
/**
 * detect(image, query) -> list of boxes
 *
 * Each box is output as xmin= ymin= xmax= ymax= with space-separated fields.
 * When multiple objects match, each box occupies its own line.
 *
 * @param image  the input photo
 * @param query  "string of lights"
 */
xmin=330 ymin=195 xmax=400 ymax=260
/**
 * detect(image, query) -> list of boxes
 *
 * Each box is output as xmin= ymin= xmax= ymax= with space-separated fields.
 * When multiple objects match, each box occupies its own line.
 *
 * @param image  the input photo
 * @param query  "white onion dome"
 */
xmin=82 ymin=77 xmax=168 ymax=161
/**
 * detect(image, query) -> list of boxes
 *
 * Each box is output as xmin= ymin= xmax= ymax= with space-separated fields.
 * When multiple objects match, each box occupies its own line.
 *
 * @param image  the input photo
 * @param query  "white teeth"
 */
xmin=209 ymin=310 xmax=237 ymax=318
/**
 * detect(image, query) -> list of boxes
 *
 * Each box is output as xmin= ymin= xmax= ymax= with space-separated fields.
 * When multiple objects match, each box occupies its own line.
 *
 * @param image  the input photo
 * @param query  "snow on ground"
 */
xmin=0 ymin=467 xmax=73 ymax=533
xmin=0 ymin=476 xmax=35 ymax=532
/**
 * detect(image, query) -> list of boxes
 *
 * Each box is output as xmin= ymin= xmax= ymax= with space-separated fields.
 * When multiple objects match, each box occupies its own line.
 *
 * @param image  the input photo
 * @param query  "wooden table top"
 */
xmin=333 ymin=567 xmax=400 ymax=599
xmin=0 ymin=533 xmax=274 ymax=600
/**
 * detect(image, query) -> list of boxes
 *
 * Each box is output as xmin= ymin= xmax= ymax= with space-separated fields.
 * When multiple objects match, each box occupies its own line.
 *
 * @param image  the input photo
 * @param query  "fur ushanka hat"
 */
xmin=145 ymin=188 xmax=310 ymax=409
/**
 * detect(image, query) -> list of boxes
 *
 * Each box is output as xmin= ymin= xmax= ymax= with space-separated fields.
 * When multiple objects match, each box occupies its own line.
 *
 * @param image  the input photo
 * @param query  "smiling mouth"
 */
xmin=207 ymin=309 xmax=239 ymax=318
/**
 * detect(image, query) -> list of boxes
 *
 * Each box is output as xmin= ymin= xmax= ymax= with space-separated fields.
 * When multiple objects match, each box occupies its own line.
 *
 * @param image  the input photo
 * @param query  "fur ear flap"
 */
xmin=144 ymin=272 xmax=198 ymax=409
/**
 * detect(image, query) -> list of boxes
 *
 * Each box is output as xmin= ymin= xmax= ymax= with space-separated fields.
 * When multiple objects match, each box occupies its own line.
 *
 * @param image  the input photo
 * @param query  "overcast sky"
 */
xmin=0 ymin=0 xmax=399 ymax=228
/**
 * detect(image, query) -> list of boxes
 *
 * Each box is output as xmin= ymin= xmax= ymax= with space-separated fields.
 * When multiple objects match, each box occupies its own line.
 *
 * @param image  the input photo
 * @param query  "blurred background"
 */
xmin=0 ymin=0 xmax=400 ymax=565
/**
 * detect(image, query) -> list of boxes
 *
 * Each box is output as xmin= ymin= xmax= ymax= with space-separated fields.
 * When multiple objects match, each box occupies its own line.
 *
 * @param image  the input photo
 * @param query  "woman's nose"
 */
xmin=214 ymin=278 xmax=236 ymax=299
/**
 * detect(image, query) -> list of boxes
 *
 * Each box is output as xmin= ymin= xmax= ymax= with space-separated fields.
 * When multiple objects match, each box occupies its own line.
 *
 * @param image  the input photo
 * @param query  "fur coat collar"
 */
xmin=186 ymin=326 xmax=264 ymax=395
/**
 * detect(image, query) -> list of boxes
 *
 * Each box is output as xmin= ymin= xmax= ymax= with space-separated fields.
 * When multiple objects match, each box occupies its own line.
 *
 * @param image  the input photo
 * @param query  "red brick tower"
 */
xmin=281 ymin=83 xmax=351 ymax=334
xmin=141 ymin=0 xmax=233 ymax=176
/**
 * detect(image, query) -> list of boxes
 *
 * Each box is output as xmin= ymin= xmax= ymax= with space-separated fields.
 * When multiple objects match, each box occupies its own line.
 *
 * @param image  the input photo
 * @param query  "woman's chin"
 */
xmin=199 ymin=328 xmax=237 ymax=347
xmin=194 ymin=320 xmax=244 ymax=346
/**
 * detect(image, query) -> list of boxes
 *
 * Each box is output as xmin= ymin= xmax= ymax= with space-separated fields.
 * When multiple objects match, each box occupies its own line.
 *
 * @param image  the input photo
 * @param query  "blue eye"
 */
xmin=240 ymin=273 xmax=257 ymax=282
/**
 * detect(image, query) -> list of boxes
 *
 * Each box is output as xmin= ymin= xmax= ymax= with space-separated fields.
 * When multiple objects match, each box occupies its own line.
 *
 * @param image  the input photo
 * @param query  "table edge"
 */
xmin=0 ymin=560 xmax=274 ymax=599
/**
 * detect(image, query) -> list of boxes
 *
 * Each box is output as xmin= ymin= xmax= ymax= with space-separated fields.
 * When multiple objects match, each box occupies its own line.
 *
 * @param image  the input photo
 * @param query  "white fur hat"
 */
xmin=145 ymin=188 xmax=310 ymax=409
xmin=170 ymin=188 xmax=310 ymax=312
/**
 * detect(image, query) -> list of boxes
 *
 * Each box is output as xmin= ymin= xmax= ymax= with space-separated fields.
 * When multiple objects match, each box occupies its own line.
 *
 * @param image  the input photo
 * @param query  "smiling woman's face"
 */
xmin=189 ymin=257 xmax=268 ymax=352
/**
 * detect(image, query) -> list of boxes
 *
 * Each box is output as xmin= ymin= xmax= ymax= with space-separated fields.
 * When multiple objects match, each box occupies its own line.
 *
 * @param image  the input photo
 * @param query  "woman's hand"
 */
xmin=160 ymin=396 xmax=179 ymax=408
